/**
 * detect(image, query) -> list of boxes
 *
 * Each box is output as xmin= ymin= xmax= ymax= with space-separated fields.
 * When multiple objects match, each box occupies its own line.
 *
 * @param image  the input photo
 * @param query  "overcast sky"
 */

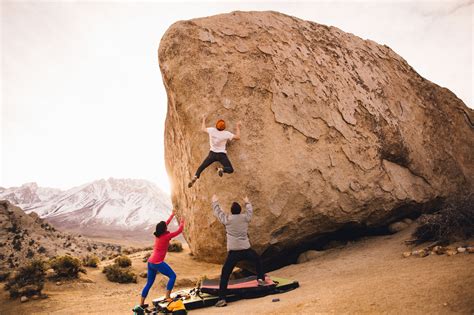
xmin=1 ymin=0 xmax=472 ymax=194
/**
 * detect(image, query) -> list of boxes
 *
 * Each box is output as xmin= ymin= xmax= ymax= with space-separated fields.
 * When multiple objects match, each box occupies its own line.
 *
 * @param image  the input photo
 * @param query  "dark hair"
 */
xmin=154 ymin=221 xmax=167 ymax=237
xmin=231 ymin=202 xmax=241 ymax=214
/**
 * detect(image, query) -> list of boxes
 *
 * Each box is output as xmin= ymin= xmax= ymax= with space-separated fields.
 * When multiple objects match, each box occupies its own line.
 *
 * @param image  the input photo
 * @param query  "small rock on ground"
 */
xmin=402 ymin=218 xmax=413 ymax=225
xmin=412 ymin=249 xmax=428 ymax=258
xmin=433 ymin=246 xmax=446 ymax=255
xmin=446 ymin=249 xmax=457 ymax=256
xmin=388 ymin=221 xmax=409 ymax=233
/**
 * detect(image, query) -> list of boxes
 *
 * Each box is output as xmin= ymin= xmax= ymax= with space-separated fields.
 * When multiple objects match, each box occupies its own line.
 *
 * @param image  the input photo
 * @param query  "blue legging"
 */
xmin=141 ymin=261 xmax=176 ymax=298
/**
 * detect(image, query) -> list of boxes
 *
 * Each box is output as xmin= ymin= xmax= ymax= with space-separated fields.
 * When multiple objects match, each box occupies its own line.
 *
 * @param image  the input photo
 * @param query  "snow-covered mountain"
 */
xmin=0 ymin=179 xmax=173 ymax=239
xmin=0 ymin=182 xmax=61 ymax=207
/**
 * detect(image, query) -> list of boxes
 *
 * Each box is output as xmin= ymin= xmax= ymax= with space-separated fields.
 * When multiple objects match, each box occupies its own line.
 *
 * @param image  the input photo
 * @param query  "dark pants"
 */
xmin=195 ymin=151 xmax=234 ymax=178
xmin=218 ymin=248 xmax=264 ymax=299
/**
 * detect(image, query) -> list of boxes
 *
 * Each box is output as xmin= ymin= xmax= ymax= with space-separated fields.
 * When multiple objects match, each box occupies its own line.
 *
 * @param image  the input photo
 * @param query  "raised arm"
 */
xmin=233 ymin=121 xmax=241 ymax=140
xmin=243 ymin=196 xmax=253 ymax=222
xmin=166 ymin=212 xmax=175 ymax=225
xmin=201 ymin=116 xmax=207 ymax=132
xmin=168 ymin=218 xmax=185 ymax=239
xmin=212 ymin=194 xmax=228 ymax=225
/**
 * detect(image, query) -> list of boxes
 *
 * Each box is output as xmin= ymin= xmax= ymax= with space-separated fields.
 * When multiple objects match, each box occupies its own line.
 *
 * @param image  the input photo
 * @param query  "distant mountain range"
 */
xmin=0 ymin=179 xmax=173 ymax=241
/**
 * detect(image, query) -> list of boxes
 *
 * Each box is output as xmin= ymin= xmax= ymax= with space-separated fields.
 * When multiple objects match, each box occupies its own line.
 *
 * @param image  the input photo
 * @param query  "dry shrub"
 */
xmin=102 ymin=264 xmax=137 ymax=283
xmin=50 ymin=255 xmax=86 ymax=279
xmin=168 ymin=240 xmax=183 ymax=253
xmin=83 ymin=255 xmax=100 ymax=268
xmin=108 ymin=253 xmax=120 ymax=260
xmin=114 ymin=255 xmax=132 ymax=268
xmin=412 ymin=194 xmax=474 ymax=245
xmin=142 ymin=252 xmax=151 ymax=262
xmin=5 ymin=259 xmax=47 ymax=298
xmin=123 ymin=247 xmax=141 ymax=255
xmin=0 ymin=271 xmax=10 ymax=282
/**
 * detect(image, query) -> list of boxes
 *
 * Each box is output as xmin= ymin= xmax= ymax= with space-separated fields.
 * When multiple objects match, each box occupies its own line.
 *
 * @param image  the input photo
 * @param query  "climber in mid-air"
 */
xmin=188 ymin=116 xmax=241 ymax=188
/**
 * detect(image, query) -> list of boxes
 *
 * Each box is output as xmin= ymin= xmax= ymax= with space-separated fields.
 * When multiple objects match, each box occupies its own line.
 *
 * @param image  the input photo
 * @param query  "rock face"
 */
xmin=158 ymin=11 xmax=474 ymax=266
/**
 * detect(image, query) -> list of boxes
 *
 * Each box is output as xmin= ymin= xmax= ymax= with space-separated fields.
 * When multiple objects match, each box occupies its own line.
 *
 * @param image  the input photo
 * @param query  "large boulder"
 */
xmin=158 ymin=11 xmax=473 ymax=266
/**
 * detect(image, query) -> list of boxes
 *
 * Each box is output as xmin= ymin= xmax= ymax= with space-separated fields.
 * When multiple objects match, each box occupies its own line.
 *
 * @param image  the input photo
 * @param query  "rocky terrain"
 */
xmin=158 ymin=11 xmax=474 ymax=265
xmin=1 ymin=224 xmax=472 ymax=314
xmin=0 ymin=200 xmax=121 ymax=275
xmin=0 ymin=179 xmax=173 ymax=240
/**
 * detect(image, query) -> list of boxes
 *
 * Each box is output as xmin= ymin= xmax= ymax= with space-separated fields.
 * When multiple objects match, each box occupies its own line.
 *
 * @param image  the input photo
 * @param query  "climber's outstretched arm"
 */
xmin=201 ymin=115 xmax=208 ymax=132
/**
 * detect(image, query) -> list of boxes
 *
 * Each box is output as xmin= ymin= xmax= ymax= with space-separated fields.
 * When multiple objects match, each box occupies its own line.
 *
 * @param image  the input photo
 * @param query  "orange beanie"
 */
xmin=216 ymin=119 xmax=226 ymax=131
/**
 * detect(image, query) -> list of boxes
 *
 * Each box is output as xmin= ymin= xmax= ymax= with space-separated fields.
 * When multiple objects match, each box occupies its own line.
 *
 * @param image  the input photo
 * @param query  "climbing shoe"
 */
xmin=188 ymin=176 xmax=197 ymax=188
xmin=215 ymin=299 xmax=227 ymax=307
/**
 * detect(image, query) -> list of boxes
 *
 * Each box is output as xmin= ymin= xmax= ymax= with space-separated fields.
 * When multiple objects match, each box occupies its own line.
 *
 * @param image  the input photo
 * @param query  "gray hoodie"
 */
xmin=212 ymin=201 xmax=253 ymax=251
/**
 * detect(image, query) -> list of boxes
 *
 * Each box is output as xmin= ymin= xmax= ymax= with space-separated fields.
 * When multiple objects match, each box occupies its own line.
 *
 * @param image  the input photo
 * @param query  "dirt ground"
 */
xmin=1 ymin=226 xmax=473 ymax=314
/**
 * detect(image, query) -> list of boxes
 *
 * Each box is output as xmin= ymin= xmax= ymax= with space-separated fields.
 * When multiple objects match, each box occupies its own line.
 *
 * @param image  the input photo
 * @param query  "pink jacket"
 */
xmin=148 ymin=213 xmax=184 ymax=264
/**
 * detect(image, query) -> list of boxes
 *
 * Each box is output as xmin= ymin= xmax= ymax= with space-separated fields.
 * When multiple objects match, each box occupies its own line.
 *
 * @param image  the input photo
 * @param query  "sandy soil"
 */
xmin=1 ymin=226 xmax=473 ymax=314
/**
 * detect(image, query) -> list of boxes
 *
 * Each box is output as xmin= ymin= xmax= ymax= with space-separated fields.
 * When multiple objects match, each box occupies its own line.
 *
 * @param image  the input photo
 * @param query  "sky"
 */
xmin=1 ymin=0 xmax=472 ymax=194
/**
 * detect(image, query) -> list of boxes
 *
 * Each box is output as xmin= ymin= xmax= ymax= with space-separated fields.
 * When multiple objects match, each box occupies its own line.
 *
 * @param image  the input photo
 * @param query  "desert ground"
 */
xmin=1 ymin=225 xmax=473 ymax=315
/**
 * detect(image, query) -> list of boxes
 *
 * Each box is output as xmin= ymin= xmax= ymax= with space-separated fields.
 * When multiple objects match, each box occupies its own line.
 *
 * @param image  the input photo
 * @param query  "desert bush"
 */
xmin=114 ymin=255 xmax=132 ymax=268
xmin=0 ymin=271 xmax=10 ymax=282
xmin=26 ymin=249 xmax=34 ymax=258
xmin=7 ymin=223 xmax=20 ymax=233
xmin=5 ymin=259 xmax=47 ymax=298
xmin=108 ymin=253 xmax=120 ymax=260
xmin=49 ymin=255 xmax=86 ymax=279
xmin=12 ymin=238 xmax=22 ymax=251
xmin=412 ymin=194 xmax=474 ymax=245
xmin=102 ymin=264 xmax=137 ymax=283
xmin=142 ymin=252 xmax=151 ymax=263
xmin=83 ymin=255 xmax=100 ymax=268
xmin=168 ymin=240 xmax=183 ymax=253
xmin=123 ymin=247 xmax=140 ymax=255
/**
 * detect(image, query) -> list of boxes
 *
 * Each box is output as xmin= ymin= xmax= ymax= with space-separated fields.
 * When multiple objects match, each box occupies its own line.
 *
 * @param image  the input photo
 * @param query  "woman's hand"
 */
xmin=243 ymin=196 xmax=250 ymax=204
xmin=212 ymin=194 xmax=219 ymax=203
